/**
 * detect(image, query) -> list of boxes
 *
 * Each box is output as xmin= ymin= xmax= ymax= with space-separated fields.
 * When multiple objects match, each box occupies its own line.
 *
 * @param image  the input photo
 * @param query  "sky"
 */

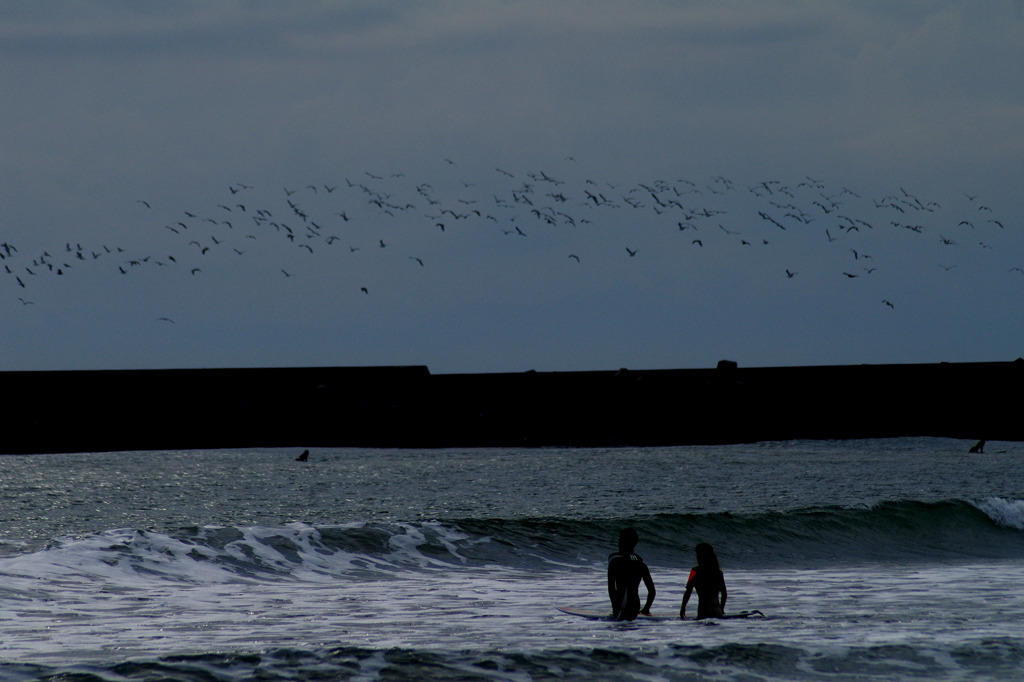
xmin=1 ymin=1 xmax=1022 ymax=374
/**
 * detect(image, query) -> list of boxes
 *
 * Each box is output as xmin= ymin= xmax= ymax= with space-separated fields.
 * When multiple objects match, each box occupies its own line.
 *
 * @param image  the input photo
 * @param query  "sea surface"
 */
xmin=1 ymin=438 xmax=1023 ymax=680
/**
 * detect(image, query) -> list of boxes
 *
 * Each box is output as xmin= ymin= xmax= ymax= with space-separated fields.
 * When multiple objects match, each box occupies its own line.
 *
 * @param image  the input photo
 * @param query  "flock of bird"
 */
xmin=2 ymin=158 xmax=1020 ymax=319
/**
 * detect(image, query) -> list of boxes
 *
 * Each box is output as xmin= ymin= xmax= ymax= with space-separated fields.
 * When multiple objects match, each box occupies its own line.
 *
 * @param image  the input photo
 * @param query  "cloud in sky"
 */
xmin=1 ymin=1 xmax=1022 ymax=373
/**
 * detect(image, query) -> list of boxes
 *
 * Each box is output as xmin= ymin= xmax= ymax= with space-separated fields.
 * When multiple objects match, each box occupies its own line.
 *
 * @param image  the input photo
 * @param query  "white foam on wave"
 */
xmin=0 ymin=521 xmax=492 ymax=596
xmin=13 ymin=560 xmax=1024 ymax=670
xmin=386 ymin=521 xmax=474 ymax=569
xmin=228 ymin=521 xmax=426 ymax=580
xmin=0 ymin=528 xmax=249 ymax=588
xmin=971 ymin=497 xmax=1024 ymax=530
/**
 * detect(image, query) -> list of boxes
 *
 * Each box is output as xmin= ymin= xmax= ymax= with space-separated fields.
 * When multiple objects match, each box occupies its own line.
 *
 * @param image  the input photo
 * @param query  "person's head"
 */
xmin=618 ymin=527 xmax=639 ymax=554
xmin=695 ymin=542 xmax=720 ymax=570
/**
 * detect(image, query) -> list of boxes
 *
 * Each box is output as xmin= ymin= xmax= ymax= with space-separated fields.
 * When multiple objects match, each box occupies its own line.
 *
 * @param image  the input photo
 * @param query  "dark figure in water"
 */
xmin=969 ymin=440 xmax=986 ymax=454
xmin=680 ymin=542 xmax=727 ymax=620
xmin=296 ymin=449 xmax=309 ymax=462
xmin=607 ymin=527 xmax=656 ymax=620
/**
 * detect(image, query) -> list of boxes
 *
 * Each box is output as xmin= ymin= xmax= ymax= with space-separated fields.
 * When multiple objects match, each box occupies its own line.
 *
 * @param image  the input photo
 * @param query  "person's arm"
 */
xmin=639 ymin=565 xmax=655 ymax=615
xmin=608 ymin=562 xmax=621 ymax=619
xmin=680 ymin=568 xmax=696 ymax=619
xmin=719 ymin=576 xmax=727 ymax=613
xmin=679 ymin=584 xmax=692 ymax=619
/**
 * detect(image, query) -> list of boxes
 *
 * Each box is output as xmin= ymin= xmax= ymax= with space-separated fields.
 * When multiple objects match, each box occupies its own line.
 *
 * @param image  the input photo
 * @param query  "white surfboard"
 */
xmin=555 ymin=605 xmax=677 ymax=621
xmin=556 ymin=605 xmax=765 ymax=621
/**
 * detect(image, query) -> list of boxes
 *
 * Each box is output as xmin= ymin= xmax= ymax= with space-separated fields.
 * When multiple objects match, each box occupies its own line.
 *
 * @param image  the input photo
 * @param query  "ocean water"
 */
xmin=1 ymin=437 xmax=1023 ymax=680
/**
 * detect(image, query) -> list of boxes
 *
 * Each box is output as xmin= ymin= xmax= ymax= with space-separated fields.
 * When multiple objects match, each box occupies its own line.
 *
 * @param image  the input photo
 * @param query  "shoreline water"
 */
xmin=1 ymin=438 xmax=1023 ymax=680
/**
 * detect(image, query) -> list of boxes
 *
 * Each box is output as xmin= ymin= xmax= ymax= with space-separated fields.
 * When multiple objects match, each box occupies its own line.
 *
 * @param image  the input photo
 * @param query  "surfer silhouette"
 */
xmin=680 ymin=542 xmax=727 ymax=619
xmin=607 ymin=527 xmax=656 ymax=620
xmin=296 ymin=449 xmax=309 ymax=462
xmin=969 ymin=440 xmax=986 ymax=453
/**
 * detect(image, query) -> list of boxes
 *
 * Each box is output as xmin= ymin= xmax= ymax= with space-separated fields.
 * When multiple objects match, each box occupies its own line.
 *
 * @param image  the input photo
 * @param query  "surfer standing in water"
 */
xmin=607 ymin=527 xmax=656 ymax=620
xmin=680 ymin=542 xmax=727 ymax=619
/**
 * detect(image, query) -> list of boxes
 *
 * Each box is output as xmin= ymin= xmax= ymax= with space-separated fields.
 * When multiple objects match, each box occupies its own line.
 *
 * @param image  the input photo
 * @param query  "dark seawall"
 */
xmin=2 ymin=359 xmax=1021 ymax=454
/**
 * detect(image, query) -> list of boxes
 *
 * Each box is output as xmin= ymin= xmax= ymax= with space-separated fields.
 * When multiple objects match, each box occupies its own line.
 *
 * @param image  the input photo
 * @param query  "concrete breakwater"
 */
xmin=2 ymin=359 xmax=1021 ymax=454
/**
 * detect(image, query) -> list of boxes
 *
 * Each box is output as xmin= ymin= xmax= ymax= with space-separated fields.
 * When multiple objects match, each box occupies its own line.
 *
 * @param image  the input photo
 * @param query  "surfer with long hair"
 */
xmin=680 ymin=542 xmax=727 ymax=619
xmin=607 ymin=527 xmax=656 ymax=620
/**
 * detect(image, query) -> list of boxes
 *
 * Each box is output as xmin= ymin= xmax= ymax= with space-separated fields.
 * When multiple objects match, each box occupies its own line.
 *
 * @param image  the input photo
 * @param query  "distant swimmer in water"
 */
xmin=680 ymin=542 xmax=727 ymax=620
xmin=969 ymin=440 xmax=986 ymax=454
xmin=296 ymin=449 xmax=309 ymax=462
xmin=607 ymin=527 xmax=656 ymax=621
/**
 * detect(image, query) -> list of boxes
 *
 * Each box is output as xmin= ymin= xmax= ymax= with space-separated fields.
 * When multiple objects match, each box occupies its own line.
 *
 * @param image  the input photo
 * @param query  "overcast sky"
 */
xmin=2 ymin=1 xmax=1022 ymax=374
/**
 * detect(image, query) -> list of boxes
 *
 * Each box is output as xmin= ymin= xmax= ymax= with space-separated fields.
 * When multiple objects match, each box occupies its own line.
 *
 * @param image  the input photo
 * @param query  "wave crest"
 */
xmin=972 ymin=497 xmax=1024 ymax=531
xmin=3 ymin=498 xmax=1023 ymax=585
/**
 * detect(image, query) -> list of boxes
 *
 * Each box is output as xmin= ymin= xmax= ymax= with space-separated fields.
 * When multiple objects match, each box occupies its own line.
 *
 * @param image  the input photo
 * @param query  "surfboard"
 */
xmin=555 ymin=606 xmax=676 ymax=621
xmin=556 ymin=605 xmax=765 ymax=621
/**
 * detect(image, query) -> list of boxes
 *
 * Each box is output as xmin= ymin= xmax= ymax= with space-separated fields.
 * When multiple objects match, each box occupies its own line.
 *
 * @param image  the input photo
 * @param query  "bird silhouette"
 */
xmin=6 ymin=161 xmax=1017 ymax=335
